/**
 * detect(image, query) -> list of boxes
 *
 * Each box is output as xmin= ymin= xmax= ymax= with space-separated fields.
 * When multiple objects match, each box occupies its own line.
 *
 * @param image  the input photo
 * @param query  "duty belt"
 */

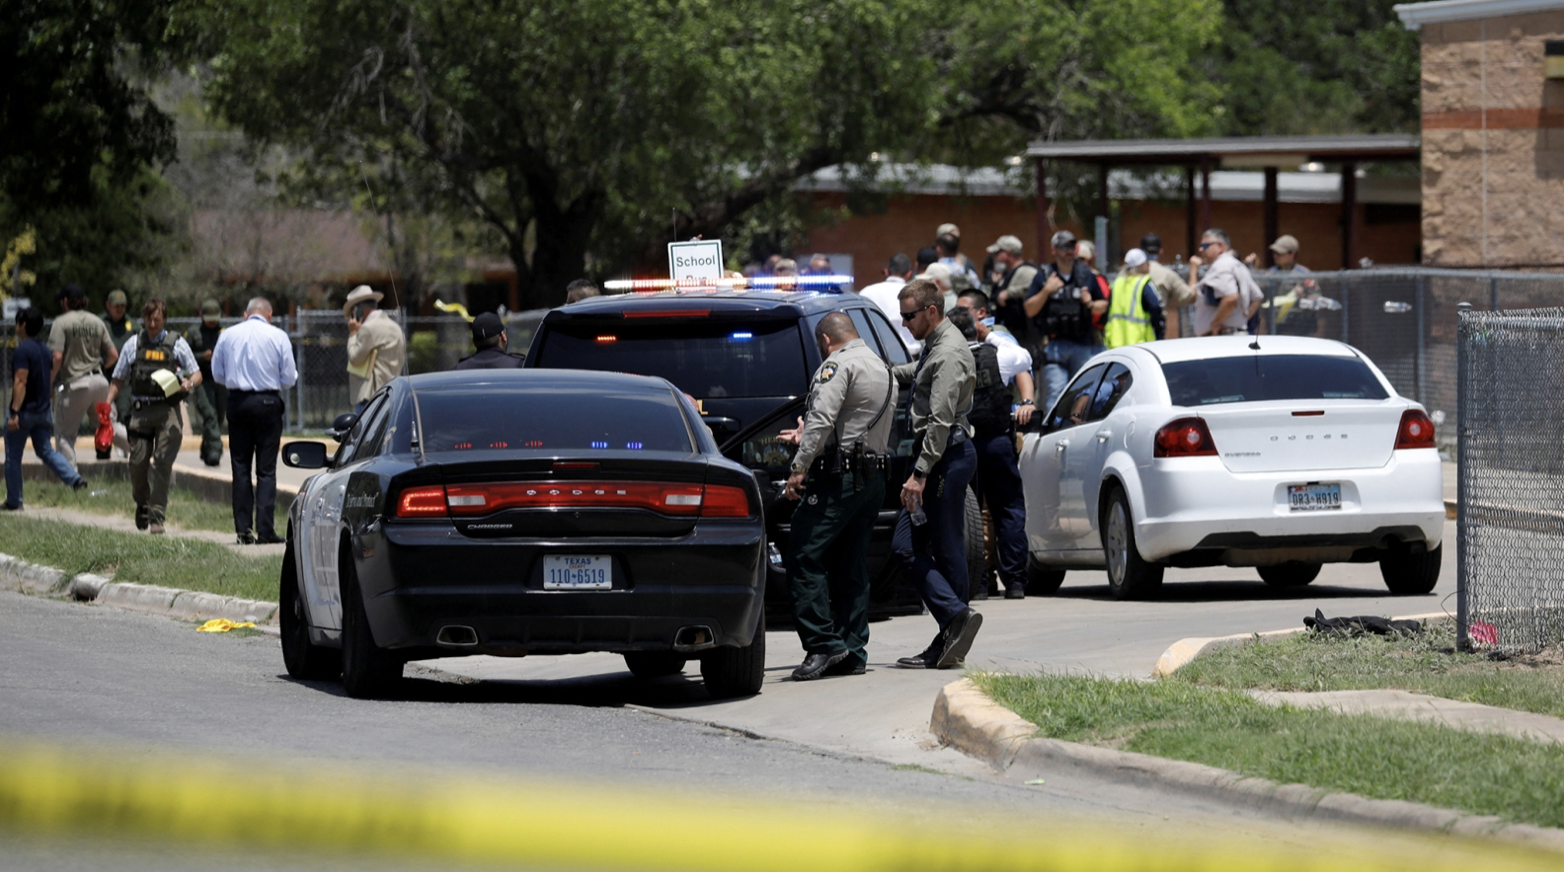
xmin=808 ymin=442 xmax=889 ymax=488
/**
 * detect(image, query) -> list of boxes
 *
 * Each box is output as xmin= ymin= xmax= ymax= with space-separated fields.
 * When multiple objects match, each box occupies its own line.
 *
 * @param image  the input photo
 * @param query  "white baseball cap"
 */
xmin=1124 ymin=248 xmax=1149 ymax=268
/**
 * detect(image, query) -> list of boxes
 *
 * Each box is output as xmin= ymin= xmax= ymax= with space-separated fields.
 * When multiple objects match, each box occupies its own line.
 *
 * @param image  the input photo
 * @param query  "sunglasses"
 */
xmin=899 ymin=305 xmax=931 ymax=322
xmin=1199 ymin=242 xmax=1221 ymax=250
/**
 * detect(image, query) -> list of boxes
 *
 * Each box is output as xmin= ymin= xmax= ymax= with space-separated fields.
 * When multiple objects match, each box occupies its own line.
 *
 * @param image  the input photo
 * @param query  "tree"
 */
xmin=193 ymin=0 xmax=1221 ymax=307
xmin=1210 ymin=0 xmax=1420 ymax=136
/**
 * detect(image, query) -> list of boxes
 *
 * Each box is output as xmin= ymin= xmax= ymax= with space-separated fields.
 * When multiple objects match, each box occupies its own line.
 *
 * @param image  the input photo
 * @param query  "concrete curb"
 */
xmin=0 ymin=551 xmax=279 ymax=625
xmin=932 ymin=678 xmax=1564 ymax=852
xmin=1152 ymin=611 xmax=1448 ymax=678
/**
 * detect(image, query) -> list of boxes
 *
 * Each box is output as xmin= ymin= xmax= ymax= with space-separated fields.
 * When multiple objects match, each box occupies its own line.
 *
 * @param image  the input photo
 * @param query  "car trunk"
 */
xmin=1195 ymin=400 xmax=1406 ymax=474
xmin=404 ymin=453 xmax=714 ymax=538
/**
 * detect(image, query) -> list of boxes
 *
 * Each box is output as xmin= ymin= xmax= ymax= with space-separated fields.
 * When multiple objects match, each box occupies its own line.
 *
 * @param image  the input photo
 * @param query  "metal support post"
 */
xmin=1415 ymin=274 xmax=1427 ymax=405
xmin=1455 ymin=301 xmax=1472 ymax=651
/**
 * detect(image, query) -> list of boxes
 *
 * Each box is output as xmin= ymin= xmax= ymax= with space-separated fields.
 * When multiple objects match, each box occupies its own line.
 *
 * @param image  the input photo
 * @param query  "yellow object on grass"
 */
xmin=196 ymin=619 xmax=255 ymax=633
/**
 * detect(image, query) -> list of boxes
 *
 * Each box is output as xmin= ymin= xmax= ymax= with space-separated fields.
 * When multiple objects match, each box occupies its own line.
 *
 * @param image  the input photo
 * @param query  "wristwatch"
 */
xmin=1019 ymin=399 xmax=1034 ymax=407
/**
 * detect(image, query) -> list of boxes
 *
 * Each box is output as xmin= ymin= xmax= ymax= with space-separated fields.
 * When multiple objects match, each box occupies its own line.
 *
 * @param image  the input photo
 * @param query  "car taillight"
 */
xmin=1153 ymin=417 xmax=1218 ymax=458
xmin=699 ymin=484 xmax=753 ymax=517
xmin=436 ymin=481 xmax=754 ymax=518
xmin=1395 ymin=409 xmax=1436 ymax=450
xmin=396 ymin=485 xmax=449 ymax=518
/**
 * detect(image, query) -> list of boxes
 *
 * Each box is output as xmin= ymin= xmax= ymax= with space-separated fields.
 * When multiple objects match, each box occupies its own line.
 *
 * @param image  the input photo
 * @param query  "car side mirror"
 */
xmin=283 ymin=441 xmax=329 ymax=469
xmin=330 ymin=413 xmax=358 ymax=442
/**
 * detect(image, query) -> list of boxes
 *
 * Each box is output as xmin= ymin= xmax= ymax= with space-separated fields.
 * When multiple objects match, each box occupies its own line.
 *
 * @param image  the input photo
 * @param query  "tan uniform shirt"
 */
xmin=791 ymin=339 xmax=896 ymax=477
xmin=892 ymin=319 xmax=975 ymax=477
xmin=1147 ymin=260 xmax=1195 ymax=308
xmin=49 ymin=310 xmax=116 ymax=383
xmin=1193 ymin=251 xmax=1261 ymax=335
xmin=347 ymin=309 xmax=407 ymax=402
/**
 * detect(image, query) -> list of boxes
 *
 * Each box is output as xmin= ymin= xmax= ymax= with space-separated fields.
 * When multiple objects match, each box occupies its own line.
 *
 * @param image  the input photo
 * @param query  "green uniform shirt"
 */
xmin=892 ymin=318 xmax=975 ymax=477
xmin=791 ymin=338 xmax=895 ymax=477
xmin=101 ymin=312 xmax=135 ymax=353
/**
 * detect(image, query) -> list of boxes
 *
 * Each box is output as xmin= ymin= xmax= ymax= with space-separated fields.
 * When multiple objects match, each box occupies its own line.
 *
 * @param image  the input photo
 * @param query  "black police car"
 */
xmin=523 ymin=288 xmax=985 ymax=614
xmin=278 ymin=370 xmax=767 ymax=699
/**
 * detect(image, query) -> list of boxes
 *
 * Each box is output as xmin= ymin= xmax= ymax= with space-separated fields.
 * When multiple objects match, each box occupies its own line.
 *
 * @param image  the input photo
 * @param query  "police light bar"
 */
xmin=602 ymin=275 xmax=852 ymax=293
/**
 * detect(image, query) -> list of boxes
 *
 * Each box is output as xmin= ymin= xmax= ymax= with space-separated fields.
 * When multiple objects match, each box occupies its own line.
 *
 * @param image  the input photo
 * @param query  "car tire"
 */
xmin=1101 ymin=486 xmax=1163 ymax=601
xmin=280 ymin=533 xmax=340 ymax=681
xmin=964 ymin=487 xmax=989 ymax=599
xmin=700 ymin=614 xmax=766 ymax=699
xmin=340 ymin=550 xmax=403 ymax=699
xmin=1025 ymin=553 xmax=1066 ymax=596
xmin=624 ymin=652 xmax=688 ymax=678
xmin=1380 ymin=542 xmax=1441 ymax=595
xmin=1257 ymin=562 xmax=1322 ymax=588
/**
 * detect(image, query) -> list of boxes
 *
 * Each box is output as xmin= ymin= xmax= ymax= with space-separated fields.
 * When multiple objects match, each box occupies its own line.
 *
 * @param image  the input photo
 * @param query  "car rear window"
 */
xmin=1162 ymin=354 xmax=1389 ymax=406
xmin=414 ymin=387 xmax=694 ymax=454
xmin=534 ymin=320 xmax=806 ymax=398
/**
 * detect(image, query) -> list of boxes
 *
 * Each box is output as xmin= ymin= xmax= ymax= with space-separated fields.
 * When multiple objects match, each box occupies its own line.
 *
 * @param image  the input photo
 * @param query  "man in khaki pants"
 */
xmin=343 ymin=285 xmax=406 ymax=412
xmin=49 ymin=284 xmax=123 ymax=465
xmin=106 ymin=299 xmax=201 ymax=534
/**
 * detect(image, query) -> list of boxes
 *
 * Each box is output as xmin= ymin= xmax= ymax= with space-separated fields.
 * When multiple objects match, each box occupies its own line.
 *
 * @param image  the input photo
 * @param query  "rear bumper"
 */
xmin=359 ymin=520 xmax=766 ymax=655
xmin=1134 ymin=449 xmax=1445 ymax=563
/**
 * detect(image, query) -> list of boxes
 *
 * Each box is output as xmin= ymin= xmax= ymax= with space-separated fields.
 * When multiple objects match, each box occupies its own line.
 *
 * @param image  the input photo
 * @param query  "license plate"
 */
xmin=1288 ymin=483 xmax=1342 ymax=511
xmin=543 ymin=555 xmax=613 ymax=590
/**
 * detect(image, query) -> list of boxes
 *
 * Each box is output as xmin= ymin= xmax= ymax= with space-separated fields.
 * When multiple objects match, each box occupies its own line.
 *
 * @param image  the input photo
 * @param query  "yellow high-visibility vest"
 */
xmin=1105 ymin=273 xmax=1156 ymax=348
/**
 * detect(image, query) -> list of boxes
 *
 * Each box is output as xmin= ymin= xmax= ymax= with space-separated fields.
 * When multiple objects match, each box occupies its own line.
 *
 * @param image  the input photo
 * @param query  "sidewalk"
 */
xmin=9 ymin=506 xmax=285 ymax=555
xmin=1250 ymin=689 xmax=1564 ymax=745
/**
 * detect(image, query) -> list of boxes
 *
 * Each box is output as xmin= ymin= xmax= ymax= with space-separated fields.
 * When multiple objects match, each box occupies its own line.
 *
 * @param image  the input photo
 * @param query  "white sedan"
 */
xmin=1017 ymin=336 xmax=1445 ymax=599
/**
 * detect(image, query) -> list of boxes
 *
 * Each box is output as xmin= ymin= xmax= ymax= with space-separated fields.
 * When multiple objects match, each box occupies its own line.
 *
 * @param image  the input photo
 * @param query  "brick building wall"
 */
xmin=802 ymin=192 xmax=1420 ymax=288
xmin=1419 ymin=9 xmax=1564 ymax=266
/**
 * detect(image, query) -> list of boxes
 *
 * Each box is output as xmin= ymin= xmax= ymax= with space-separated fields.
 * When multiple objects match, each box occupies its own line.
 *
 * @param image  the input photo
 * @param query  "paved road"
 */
xmin=0 ymin=573 xmax=1470 ymax=869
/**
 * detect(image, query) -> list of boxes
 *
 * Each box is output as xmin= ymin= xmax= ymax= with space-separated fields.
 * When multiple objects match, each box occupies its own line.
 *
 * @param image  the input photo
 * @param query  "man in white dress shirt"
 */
xmin=211 ymin=297 xmax=297 ymax=545
xmin=857 ymin=253 xmax=919 ymax=355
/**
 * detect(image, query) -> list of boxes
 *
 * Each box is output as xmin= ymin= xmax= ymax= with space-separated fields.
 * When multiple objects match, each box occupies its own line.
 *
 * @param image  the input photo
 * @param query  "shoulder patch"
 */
xmin=818 ymin=362 xmax=839 ymax=384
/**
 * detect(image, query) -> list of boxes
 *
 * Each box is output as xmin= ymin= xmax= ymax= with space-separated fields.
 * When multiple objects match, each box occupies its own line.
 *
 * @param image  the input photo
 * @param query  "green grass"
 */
xmin=17 ymin=475 xmax=290 ymax=534
xmin=973 ymin=671 xmax=1564 ymax=829
xmin=0 ymin=514 xmax=280 ymax=602
xmin=1174 ymin=620 xmax=1564 ymax=719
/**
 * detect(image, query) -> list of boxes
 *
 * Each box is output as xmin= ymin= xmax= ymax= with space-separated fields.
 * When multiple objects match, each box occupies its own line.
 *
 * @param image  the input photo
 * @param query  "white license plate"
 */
xmin=1288 ymin=483 xmax=1342 ymax=511
xmin=543 ymin=555 xmax=613 ymax=590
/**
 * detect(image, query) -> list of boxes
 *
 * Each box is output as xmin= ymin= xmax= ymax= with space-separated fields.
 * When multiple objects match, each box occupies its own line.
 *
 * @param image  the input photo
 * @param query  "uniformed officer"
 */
xmin=454 ymin=312 xmax=524 ymax=369
xmin=105 ymin=298 xmax=201 ymax=535
xmin=778 ymin=312 xmax=895 ymax=681
xmin=100 ymin=289 xmax=135 ymax=444
xmin=891 ymin=278 xmax=982 ymax=669
xmin=182 ymin=299 xmax=228 ymax=466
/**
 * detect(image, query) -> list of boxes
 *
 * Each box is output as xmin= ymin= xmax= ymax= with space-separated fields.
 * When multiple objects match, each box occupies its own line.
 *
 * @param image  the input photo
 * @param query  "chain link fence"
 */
xmin=1456 ymin=307 xmax=1564 ymax=654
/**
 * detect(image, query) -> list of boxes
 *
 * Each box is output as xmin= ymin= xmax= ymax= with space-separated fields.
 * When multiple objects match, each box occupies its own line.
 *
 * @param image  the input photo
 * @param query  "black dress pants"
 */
xmin=228 ymin=390 xmax=286 ymax=539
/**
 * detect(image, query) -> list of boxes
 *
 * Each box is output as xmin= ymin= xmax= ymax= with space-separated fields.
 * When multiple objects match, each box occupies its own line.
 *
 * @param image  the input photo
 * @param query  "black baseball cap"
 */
xmin=471 ymin=311 xmax=505 ymax=341
xmin=1140 ymin=233 xmax=1162 ymax=254
xmin=57 ymin=283 xmax=87 ymax=304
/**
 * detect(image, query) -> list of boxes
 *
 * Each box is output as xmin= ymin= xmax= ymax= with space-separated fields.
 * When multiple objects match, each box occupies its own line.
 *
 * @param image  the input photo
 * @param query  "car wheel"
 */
xmin=1025 ymin=553 xmax=1065 ymax=596
xmin=700 ymin=614 xmax=766 ymax=699
xmin=1380 ymin=542 xmax=1441 ymax=595
xmin=624 ymin=652 xmax=688 ymax=678
xmin=963 ymin=487 xmax=989 ymax=599
xmin=340 ymin=550 xmax=403 ymax=699
xmin=1101 ymin=487 xmax=1163 ymax=600
xmin=1257 ymin=562 xmax=1322 ymax=588
xmin=280 ymin=533 xmax=340 ymax=681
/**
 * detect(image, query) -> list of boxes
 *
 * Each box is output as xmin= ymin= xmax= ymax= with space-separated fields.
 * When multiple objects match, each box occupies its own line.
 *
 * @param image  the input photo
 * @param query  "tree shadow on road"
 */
xmin=1048 ymin=580 xmax=1421 ymax=604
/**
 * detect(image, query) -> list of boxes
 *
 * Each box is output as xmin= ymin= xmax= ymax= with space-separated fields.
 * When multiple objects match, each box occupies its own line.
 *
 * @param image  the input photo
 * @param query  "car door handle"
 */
xmin=1055 ymin=440 xmax=1069 ymax=454
xmin=1097 ymin=431 xmax=1112 ymax=443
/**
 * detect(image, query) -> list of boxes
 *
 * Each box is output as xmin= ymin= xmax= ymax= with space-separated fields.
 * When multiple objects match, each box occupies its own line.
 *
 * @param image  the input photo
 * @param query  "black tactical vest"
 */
xmin=965 ymin=341 xmax=1013 ymax=439
xmin=130 ymin=330 xmax=185 ymax=402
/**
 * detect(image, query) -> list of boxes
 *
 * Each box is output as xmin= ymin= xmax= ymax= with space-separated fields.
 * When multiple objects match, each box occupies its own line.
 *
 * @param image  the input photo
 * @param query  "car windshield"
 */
xmin=1161 ymin=354 xmax=1390 ymax=406
xmin=414 ymin=387 xmax=694 ymax=454
xmin=534 ymin=320 xmax=806 ymax=399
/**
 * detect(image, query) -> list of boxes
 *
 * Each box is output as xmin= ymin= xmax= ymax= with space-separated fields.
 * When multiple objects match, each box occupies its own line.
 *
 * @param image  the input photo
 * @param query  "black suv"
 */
xmin=523 ymin=289 xmax=984 ymax=615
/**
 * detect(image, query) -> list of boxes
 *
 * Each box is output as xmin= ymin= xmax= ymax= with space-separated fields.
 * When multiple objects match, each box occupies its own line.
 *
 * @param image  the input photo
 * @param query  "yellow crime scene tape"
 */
xmin=0 ymin=739 xmax=1559 ymax=871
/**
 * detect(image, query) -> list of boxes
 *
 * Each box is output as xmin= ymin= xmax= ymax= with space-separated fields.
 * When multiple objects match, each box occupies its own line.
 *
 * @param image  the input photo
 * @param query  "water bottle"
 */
xmin=910 ymin=495 xmax=927 ymax=526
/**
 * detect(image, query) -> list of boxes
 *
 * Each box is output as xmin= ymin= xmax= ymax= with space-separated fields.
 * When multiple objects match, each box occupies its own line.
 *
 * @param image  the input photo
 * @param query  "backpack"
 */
xmin=966 ymin=341 xmax=1012 ymax=439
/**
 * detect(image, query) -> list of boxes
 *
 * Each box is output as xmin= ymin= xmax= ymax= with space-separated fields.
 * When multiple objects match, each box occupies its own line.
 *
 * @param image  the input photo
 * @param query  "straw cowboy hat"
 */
xmin=342 ymin=285 xmax=384 ymax=317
